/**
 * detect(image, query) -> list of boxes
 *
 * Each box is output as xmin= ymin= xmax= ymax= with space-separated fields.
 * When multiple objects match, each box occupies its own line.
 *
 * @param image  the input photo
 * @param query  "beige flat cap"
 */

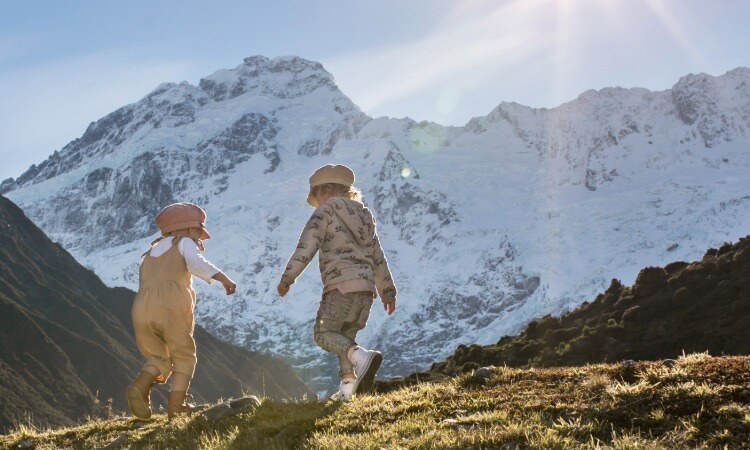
xmin=307 ymin=164 xmax=355 ymax=207
xmin=155 ymin=202 xmax=211 ymax=240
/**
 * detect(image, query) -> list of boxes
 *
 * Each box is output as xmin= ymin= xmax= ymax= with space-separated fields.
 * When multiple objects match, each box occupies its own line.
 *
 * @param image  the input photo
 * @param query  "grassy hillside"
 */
xmin=2 ymin=354 xmax=748 ymax=449
xmin=378 ymin=236 xmax=750 ymax=391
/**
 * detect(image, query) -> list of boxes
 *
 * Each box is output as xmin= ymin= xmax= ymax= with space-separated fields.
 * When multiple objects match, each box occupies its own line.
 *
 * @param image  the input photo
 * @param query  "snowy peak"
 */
xmin=671 ymin=67 xmax=750 ymax=147
xmin=479 ymin=67 xmax=750 ymax=137
xmin=463 ymin=67 xmax=750 ymax=190
xmin=199 ymin=55 xmax=341 ymax=102
xmin=1 ymin=55 xmax=364 ymax=195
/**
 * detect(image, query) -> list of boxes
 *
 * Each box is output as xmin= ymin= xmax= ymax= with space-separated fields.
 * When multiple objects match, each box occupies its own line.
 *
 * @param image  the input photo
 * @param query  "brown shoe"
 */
xmin=126 ymin=371 xmax=157 ymax=419
xmin=167 ymin=390 xmax=194 ymax=420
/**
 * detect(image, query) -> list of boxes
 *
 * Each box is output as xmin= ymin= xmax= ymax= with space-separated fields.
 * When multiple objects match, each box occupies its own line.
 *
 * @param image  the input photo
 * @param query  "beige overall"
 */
xmin=132 ymin=237 xmax=197 ymax=383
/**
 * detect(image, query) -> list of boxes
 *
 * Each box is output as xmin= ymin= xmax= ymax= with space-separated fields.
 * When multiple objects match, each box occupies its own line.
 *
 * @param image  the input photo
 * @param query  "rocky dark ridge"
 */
xmin=0 ymin=195 xmax=310 ymax=432
xmin=378 ymin=234 xmax=750 ymax=391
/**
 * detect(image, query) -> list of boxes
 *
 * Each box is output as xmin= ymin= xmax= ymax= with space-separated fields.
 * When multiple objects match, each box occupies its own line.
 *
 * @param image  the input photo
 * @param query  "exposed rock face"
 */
xmin=4 ymin=57 xmax=750 ymax=392
xmin=671 ymin=69 xmax=749 ymax=147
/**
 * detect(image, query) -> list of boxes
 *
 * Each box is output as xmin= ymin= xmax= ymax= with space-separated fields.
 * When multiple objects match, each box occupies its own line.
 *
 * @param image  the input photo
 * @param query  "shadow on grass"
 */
xmin=123 ymin=400 xmax=342 ymax=450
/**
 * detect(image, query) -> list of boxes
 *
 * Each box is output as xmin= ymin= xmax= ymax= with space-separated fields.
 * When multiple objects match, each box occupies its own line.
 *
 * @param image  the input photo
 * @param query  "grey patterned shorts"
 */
xmin=313 ymin=290 xmax=374 ymax=375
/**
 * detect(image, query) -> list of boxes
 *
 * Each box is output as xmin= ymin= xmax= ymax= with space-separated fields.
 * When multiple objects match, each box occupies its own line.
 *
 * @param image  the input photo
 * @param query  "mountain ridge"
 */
xmin=5 ymin=60 xmax=749 ymax=194
xmin=0 ymin=55 xmax=366 ymax=195
xmin=3 ymin=56 xmax=750 ymax=391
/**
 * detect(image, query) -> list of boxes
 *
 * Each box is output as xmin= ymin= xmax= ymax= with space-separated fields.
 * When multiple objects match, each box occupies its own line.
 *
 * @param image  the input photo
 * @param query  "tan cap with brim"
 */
xmin=307 ymin=164 xmax=355 ymax=207
xmin=155 ymin=202 xmax=211 ymax=240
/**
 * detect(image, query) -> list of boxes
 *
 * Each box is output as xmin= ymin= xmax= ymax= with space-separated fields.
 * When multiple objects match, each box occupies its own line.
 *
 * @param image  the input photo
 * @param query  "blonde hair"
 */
xmin=311 ymin=183 xmax=363 ymax=203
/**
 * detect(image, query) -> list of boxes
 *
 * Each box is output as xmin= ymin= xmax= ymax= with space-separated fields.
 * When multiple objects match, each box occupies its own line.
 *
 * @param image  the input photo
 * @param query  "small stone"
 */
xmin=16 ymin=439 xmax=37 ymax=449
xmin=229 ymin=395 xmax=261 ymax=414
xmin=199 ymin=396 xmax=259 ymax=421
xmin=200 ymin=402 xmax=232 ymax=421
xmin=622 ymin=360 xmax=637 ymax=367
xmin=440 ymin=418 xmax=474 ymax=429
xmin=472 ymin=366 xmax=495 ymax=380
xmin=500 ymin=443 xmax=518 ymax=450
xmin=663 ymin=359 xmax=676 ymax=368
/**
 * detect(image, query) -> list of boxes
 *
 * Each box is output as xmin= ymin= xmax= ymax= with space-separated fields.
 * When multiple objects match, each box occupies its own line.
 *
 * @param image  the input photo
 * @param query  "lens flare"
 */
xmin=409 ymin=122 xmax=448 ymax=155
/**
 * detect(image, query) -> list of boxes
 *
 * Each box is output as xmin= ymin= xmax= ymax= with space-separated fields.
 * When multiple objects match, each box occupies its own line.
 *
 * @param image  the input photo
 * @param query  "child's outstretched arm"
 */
xmin=278 ymin=208 xmax=329 ymax=296
xmin=212 ymin=271 xmax=237 ymax=295
xmin=180 ymin=239 xmax=237 ymax=295
xmin=372 ymin=232 xmax=398 ymax=315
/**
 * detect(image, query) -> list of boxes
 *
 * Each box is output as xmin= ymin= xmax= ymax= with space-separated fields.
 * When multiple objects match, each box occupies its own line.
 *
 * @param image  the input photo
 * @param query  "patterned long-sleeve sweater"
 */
xmin=280 ymin=197 xmax=397 ymax=303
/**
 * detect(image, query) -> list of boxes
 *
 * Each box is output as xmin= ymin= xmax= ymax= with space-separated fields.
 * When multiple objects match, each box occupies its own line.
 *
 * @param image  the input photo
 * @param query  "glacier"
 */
xmin=4 ymin=56 xmax=750 ymax=391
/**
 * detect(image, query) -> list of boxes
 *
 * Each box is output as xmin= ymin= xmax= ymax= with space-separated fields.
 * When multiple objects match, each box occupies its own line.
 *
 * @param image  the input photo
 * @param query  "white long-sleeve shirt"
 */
xmin=145 ymin=237 xmax=221 ymax=284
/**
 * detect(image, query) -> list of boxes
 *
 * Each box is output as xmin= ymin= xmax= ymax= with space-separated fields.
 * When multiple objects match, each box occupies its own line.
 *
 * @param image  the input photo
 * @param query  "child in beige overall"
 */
xmin=278 ymin=164 xmax=397 ymax=401
xmin=126 ymin=202 xmax=237 ymax=420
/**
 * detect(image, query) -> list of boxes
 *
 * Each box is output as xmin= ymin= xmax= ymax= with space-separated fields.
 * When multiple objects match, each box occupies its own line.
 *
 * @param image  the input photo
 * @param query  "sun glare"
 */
xmin=641 ymin=0 xmax=706 ymax=65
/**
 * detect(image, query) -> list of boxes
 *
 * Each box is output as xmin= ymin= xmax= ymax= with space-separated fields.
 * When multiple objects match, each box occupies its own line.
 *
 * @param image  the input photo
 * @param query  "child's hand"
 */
xmin=384 ymin=300 xmax=396 ymax=315
xmin=212 ymin=272 xmax=237 ymax=295
xmin=222 ymin=278 xmax=237 ymax=295
xmin=277 ymin=282 xmax=290 ymax=297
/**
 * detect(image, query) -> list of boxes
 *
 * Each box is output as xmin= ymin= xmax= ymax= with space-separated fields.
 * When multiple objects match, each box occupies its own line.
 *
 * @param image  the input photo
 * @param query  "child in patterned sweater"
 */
xmin=278 ymin=164 xmax=397 ymax=400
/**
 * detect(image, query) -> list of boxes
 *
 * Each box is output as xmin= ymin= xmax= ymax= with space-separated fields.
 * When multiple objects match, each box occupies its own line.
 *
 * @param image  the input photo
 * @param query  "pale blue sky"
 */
xmin=1 ymin=0 xmax=748 ymax=181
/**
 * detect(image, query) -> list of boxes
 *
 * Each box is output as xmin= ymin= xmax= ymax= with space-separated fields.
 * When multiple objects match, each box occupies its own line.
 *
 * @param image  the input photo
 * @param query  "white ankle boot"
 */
xmin=330 ymin=379 xmax=355 ymax=401
xmin=349 ymin=347 xmax=383 ymax=394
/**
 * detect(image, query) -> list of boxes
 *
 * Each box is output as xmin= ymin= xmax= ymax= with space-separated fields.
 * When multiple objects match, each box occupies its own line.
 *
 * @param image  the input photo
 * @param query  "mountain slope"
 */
xmin=3 ymin=56 xmax=750 ymax=390
xmin=379 ymin=235 xmax=750 ymax=390
xmin=0 ymin=195 xmax=310 ymax=432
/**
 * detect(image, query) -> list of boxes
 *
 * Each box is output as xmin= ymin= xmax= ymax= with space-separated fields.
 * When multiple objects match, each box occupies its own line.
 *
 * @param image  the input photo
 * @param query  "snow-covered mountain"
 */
xmin=4 ymin=56 xmax=750 ymax=391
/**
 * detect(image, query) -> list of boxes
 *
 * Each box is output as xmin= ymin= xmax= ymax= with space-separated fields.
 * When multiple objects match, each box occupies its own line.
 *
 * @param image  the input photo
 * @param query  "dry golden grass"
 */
xmin=2 ymin=354 xmax=749 ymax=449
